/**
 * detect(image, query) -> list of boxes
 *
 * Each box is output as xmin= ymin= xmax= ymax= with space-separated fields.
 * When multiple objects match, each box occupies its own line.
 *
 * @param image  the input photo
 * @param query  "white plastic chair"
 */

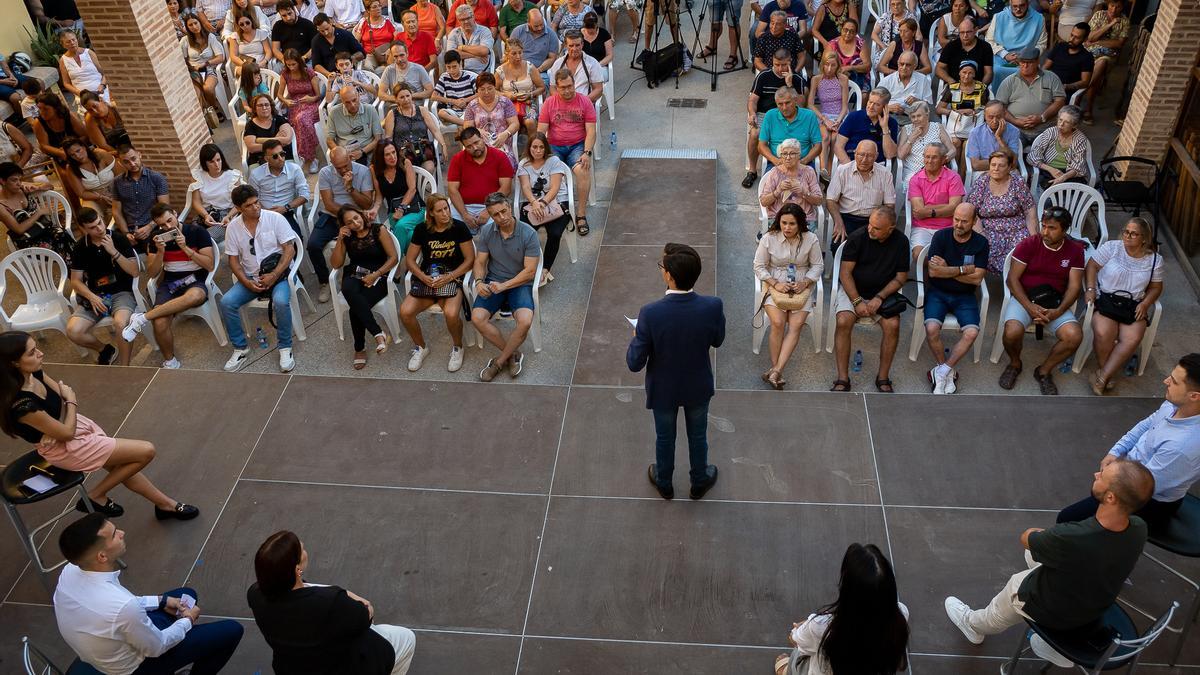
xmin=849 ymin=80 xmax=863 ymax=111
xmin=601 ymin=62 xmax=616 ymax=121
xmin=1070 ymin=295 xmax=1162 ymax=376
xmin=313 ymin=118 xmax=333 ymax=166
xmin=464 ymin=250 xmax=544 ymax=352
xmin=402 ymin=259 xmax=478 ymax=347
xmin=824 ymin=241 xmax=886 ymax=353
xmin=21 ymin=635 xmax=64 ymax=675
xmin=512 ymin=169 xmax=579 ymax=264
xmin=1037 ymin=182 xmax=1109 ymax=248
xmin=7 ymin=191 xmax=75 ymax=256
xmin=145 ymin=233 xmax=230 ymax=347
xmin=330 ymin=229 xmax=403 ymax=343
xmin=1030 ymin=134 xmax=1097 ymax=199
xmin=906 ymin=245 xmax=989 ymax=363
xmin=237 ymin=243 xmax=317 ymax=341
xmin=752 ymin=270 xmax=824 ymax=354
xmin=988 ymin=250 xmax=1053 ymax=363
xmin=0 ymin=248 xmax=80 ymax=353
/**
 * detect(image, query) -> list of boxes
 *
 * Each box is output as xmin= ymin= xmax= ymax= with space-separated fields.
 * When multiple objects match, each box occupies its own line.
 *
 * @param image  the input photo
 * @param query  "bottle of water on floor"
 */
xmin=852 ymin=350 xmax=863 ymax=373
xmin=1059 ymin=356 xmax=1073 ymax=373
xmin=256 ymin=327 xmax=269 ymax=350
xmin=610 ymin=131 xmax=617 ymax=153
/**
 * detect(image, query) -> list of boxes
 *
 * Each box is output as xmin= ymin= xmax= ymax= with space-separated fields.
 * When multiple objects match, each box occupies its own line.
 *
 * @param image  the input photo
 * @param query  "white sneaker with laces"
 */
xmin=407 ymin=345 xmax=428 ymax=371
xmin=943 ymin=367 xmax=958 ymax=394
xmin=279 ymin=347 xmax=295 ymax=372
xmin=944 ymin=596 xmax=984 ymax=644
xmin=162 ymin=357 xmax=181 ymax=370
xmin=121 ymin=312 xmax=148 ymax=342
xmin=317 ymin=285 xmax=331 ymax=303
xmin=1029 ymin=633 xmax=1073 ymax=668
xmin=447 ymin=346 xmax=463 ymax=372
xmin=223 ymin=348 xmax=251 ymax=372
xmin=931 ymin=366 xmax=947 ymax=394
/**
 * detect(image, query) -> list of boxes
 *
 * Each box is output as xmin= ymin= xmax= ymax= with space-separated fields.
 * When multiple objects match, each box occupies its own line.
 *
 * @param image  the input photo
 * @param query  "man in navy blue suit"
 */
xmin=627 ymin=243 xmax=726 ymax=500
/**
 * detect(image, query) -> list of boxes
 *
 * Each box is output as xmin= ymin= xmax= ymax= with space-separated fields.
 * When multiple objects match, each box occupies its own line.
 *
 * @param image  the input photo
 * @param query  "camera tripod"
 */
xmin=688 ymin=0 xmax=748 ymax=91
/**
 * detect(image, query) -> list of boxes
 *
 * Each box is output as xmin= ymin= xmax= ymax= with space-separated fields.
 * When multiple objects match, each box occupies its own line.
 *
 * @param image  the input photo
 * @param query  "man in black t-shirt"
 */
xmin=310 ymin=12 xmax=367 ymax=76
xmin=936 ymin=18 xmax=994 ymax=86
xmin=830 ymin=207 xmax=909 ymax=393
xmin=66 ymin=208 xmax=140 ymax=366
xmin=922 ymin=204 xmax=989 ymax=394
xmin=120 ymin=204 xmax=217 ymax=370
xmin=745 ymin=50 xmax=802 ymax=189
xmin=1044 ymin=23 xmax=1094 ymax=95
xmin=271 ymin=0 xmax=318 ymax=63
xmin=945 ymin=459 xmax=1154 ymax=667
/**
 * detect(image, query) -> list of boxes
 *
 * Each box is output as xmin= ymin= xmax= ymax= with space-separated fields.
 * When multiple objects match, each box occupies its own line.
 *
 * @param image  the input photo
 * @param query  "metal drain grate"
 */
xmin=667 ymin=98 xmax=708 ymax=108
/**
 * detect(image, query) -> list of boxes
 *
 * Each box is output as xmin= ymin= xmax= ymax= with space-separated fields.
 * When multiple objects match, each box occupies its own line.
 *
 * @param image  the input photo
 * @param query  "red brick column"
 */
xmin=74 ymin=0 xmax=210 ymax=205
xmin=1112 ymin=0 xmax=1200 ymax=181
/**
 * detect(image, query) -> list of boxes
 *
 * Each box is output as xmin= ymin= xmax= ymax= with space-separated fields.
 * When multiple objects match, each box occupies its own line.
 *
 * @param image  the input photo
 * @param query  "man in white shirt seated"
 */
xmin=53 ymin=513 xmax=243 ymax=675
xmin=878 ymin=51 xmax=933 ymax=126
xmin=549 ymin=29 xmax=604 ymax=104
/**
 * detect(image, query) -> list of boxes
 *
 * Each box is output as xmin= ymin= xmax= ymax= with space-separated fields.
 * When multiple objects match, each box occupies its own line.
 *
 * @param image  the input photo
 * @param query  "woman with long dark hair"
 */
xmin=277 ymin=49 xmax=322 ymax=173
xmin=0 ymin=331 xmax=198 ymax=520
xmin=180 ymin=12 xmax=226 ymax=117
xmin=0 ymin=161 xmax=75 ymax=264
xmin=515 ymin=132 xmax=570 ymax=283
xmin=370 ymin=138 xmax=423 ymax=252
xmin=61 ymin=138 xmax=122 ymax=224
xmin=247 ymin=530 xmax=416 ymax=673
xmin=775 ymin=543 xmax=909 ymax=675
xmin=754 ymin=202 xmax=823 ymax=391
xmin=329 ymin=205 xmax=399 ymax=369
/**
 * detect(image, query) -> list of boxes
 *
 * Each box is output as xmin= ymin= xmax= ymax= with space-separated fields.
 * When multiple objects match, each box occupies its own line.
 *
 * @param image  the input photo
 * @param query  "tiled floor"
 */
xmin=2 ymin=159 xmax=1198 ymax=675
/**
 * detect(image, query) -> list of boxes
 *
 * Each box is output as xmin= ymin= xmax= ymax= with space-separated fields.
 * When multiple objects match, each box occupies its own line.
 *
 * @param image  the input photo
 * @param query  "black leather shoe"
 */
xmin=76 ymin=497 xmax=124 ymax=517
xmin=741 ymin=171 xmax=758 ymax=189
xmin=647 ymin=464 xmax=673 ymax=500
xmin=155 ymin=502 xmax=200 ymax=521
xmin=690 ymin=465 xmax=719 ymax=500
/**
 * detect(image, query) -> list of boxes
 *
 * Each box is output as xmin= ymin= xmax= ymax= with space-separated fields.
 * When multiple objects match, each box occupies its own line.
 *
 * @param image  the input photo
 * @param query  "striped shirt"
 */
xmin=1028 ymin=127 xmax=1089 ymax=179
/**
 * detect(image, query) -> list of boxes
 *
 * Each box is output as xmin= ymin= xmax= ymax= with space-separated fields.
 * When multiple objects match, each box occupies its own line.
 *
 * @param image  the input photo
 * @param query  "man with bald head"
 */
xmin=511 ymin=9 xmax=562 ymax=87
xmin=936 ymin=17 xmax=994 ymax=86
xmin=946 ymin=458 xmax=1154 ymax=668
xmin=921 ymin=202 xmax=987 ymax=393
xmin=826 ymin=140 xmax=896 ymax=241
xmin=311 ymin=146 xmax=375 ymax=302
xmin=878 ymin=51 xmax=932 ymax=125
xmin=326 ymin=85 xmax=383 ymax=165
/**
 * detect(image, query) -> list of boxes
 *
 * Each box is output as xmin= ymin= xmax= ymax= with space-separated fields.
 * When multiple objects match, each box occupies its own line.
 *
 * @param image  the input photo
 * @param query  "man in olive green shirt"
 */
xmin=498 ymin=0 xmax=537 ymax=39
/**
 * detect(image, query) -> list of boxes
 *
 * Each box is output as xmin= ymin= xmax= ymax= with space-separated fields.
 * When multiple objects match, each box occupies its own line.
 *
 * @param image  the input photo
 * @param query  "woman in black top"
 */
xmin=0 ymin=161 xmax=76 ymax=264
xmin=369 ymin=138 xmax=423 ymax=253
xmin=580 ymin=12 xmax=613 ymax=66
xmin=247 ymin=530 xmax=415 ymax=675
xmin=0 ymin=331 xmax=198 ymax=520
xmin=330 ymin=204 xmax=398 ymax=369
xmin=243 ymin=93 xmax=294 ymax=166
xmin=80 ymin=90 xmax=130 ymax=154
xmin=399 ymin=192 xmax=474 ymax=373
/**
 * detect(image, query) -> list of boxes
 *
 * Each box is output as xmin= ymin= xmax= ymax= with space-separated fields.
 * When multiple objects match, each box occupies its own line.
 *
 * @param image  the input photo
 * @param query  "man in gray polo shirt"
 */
xmin=995 ymin=46 xmax=1066 ymax=144
xmin=471 ymin=192 xmax=541 ymax=382
xmin=510 ymin=9 xmax=561 ymax=86
xmin=326 ymin=86 xmax=383 ymax=165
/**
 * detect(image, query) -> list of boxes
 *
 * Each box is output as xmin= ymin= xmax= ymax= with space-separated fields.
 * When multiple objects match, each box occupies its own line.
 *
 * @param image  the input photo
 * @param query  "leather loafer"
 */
xmin=155 ymin=502 xmax=200 ymax=521
xmin=690 ymin=465 xmax=719 ymax=500
xmin=76 ymin=497 xmax=124 ymax=517
xmin=647 ymin=464 xmax=673 ymax=500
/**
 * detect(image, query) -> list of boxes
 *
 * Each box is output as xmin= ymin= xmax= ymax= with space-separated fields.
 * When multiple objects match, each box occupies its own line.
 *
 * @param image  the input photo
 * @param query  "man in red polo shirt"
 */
xmin=396 ymin=11 xmax=438 ymax=68
xmin=447 ymin=127 xmax=515 ymax=233
xmin=446 ymin=0 xmax=500 ymax=37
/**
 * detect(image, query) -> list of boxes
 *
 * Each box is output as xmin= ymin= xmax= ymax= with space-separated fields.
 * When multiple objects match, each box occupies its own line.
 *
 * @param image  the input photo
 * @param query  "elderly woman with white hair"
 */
xmin=1028 ymin=105 xmax=1090 ymax=192
xmin=758 ymin=138 xmax=823 ymax=228
xmin=897 ymin=101 xmax=953 ymax=183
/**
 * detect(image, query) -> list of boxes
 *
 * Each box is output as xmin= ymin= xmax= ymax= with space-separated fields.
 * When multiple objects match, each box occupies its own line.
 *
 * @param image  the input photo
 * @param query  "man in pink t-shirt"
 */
xmin=906 ymin=143 xmax=965 ymax=263
xmin=537 ymin=69 xmax=597 ymax=235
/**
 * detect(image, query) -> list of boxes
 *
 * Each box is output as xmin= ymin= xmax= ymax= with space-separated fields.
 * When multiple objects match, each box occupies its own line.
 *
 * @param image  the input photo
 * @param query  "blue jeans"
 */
xmin=550 ymin=141 xmax=585 ymax=167
xmin=651 ymin=402 xmax=711 ymax=488
xmin=307 ymin=213 xmax=339 ymax=281
xmin=220 ymin=280 xmax=293 ymax=349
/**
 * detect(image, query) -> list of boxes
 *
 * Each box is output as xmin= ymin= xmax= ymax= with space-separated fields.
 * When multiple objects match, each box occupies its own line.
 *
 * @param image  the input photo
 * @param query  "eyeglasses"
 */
xmin=268 ymin=152 xmax=284 ymax=159
xmin=1122 ymin=230 xmax=1143 ymax=238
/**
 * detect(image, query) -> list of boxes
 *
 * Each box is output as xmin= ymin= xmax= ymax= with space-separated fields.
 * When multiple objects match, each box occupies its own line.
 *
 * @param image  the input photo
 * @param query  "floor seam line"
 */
xmin=182 ymin=374 xmax=293 ymax=587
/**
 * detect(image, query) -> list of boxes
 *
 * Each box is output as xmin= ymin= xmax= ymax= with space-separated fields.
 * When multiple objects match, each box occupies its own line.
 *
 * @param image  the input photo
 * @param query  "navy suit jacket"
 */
xmin=626 ymin=292 xmax=726 ymax=410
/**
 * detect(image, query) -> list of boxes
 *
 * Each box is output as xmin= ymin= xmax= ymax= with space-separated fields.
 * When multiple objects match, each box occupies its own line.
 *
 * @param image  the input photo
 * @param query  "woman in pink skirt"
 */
xmin=0 ymin=332 xmax=198 ymax=520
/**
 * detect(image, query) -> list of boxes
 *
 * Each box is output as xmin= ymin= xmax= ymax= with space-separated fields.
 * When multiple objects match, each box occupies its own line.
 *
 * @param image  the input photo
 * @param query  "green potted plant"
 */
xmin=23 ymin=22 xmax=66 ymax=67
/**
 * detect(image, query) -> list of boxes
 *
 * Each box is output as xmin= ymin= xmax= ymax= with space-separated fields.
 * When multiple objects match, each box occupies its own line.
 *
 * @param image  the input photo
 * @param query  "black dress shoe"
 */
xmin=155 ymin=502 xmax=200 ymax=521
xmin=741 ymin=171 xmax=758 ymax=189
xmin=98 ymin=344 xmax=117 ymax=365
xmin=689 ymin=465 xmax=718 ymax=500
xmin=647 ymin=464 xmax=673 ymax=500
xmin=76 ymin=497 xmax=124 ymax=517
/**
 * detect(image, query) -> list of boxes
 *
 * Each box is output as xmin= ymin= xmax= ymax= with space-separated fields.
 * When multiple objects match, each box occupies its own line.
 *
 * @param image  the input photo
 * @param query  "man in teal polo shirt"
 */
xmin=757 ymin=86 xmax=822 ymax=174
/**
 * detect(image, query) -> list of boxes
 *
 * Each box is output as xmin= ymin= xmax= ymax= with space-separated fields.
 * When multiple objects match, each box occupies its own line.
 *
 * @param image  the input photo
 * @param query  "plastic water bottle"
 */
xmin=1125 ymin=354 xmax=1139 ymax=377
xmin=852 ymin=350 xmax=863 ymax=373
xmin=786 ymin=264 xmax=797 ymax=283
xmin=1059 ymin=356 xmax=1073 ymax=373
xmin=255 ymin=327 xmax=269 ymax=350
xmin=609 ymin=131 xmax=617 ymax=153
xmin=944 ymin=347 xmax=951 ymax=361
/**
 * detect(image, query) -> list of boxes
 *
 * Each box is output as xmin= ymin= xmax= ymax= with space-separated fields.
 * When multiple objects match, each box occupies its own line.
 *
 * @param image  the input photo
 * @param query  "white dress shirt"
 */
xmin=54 ymin=563 xmax=192 ymax=675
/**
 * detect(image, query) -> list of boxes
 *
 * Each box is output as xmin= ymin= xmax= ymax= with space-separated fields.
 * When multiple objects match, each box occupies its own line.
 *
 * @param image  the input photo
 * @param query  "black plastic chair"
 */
xmin=1140 ymin=494 xmax=1200 ymax=665
xmin=1002 ymin=600 xmax=1178 ymax=674
xmin=1096 ymin=156 xmax=1161 ymax=220
xmin=2 ymin=452 xmax=95 ymax=594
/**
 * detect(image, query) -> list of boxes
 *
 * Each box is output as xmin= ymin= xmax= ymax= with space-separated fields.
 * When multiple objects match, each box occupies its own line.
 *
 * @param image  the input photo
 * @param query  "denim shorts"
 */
xmin=1002 ymin=297 xmax=1078 ymax=334
xmin=712 ymin=0 xmax=744 ymax=25
xmin=72 ymin=290 xmax=136 ymax=323
xmin=550 ymin=141 xmax=585 ymax=167
xmin=473 ymin=283 xmax=535 ymax=316
xmin=923 ymin=286 xmax=981 ymax=331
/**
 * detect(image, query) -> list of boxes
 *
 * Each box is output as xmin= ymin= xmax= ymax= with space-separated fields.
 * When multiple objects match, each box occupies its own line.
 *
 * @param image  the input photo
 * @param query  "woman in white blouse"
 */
xmin=754 ymin=203 xmax=823 ymax=390
xmin=775 ymin=543 xmax=909 ymax=675
xmin=1083 ymin=217 xmax=1164 ymax=395
xmin=189 ymin=143 xmax=244 ymax=238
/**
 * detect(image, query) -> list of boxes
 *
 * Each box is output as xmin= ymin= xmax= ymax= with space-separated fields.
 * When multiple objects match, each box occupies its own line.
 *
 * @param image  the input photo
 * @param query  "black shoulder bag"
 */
xmin=1026 ymin=284 xmax=1064 ymax=340
xmin=1094 ymin=252 xmax=1156 ymax=325
xmin=256 ymin=252 xmax=285 ymax=328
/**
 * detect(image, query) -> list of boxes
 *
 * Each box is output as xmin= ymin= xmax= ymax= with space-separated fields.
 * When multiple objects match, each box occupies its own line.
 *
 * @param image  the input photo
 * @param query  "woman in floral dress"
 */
xmin=966 ymin=150 xmax=1037 ymax=274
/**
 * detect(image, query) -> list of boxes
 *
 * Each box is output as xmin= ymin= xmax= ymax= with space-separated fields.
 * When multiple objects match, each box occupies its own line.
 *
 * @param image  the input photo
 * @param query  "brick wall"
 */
xmin=75 ymin=0 xmax=210 ymax=207
xmin=1113 ymin=0 xmax=1200 ymax=182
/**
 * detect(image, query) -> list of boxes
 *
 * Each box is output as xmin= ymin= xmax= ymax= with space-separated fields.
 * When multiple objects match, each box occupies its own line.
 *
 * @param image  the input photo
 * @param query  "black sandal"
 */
xmin=723 ymin=55 xmax=739 ymax=70
xmin=830 ymin=379 xmax=851 ymax=392
xmin=697 ymin=45 xmax=717 ymax=59
xmin=576 ymin=216 xmax=590 ymax=236
xmin=874 ymin=377 xmax=894 ymax=393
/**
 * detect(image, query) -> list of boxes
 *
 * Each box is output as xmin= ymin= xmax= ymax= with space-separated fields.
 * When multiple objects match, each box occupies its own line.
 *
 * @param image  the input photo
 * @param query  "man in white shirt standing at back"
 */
xmin=53 ymin=513 xmax=243 ymax=674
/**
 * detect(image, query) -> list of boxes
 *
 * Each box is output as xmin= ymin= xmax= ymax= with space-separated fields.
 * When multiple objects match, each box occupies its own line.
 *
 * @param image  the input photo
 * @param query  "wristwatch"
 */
xmin=583 ymin=150 xmax=593 ymax=156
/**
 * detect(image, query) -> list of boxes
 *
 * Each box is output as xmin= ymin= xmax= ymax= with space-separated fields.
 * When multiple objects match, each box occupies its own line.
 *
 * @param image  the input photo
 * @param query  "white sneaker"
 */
xmin=223 ymin=348 xmax=251 ymax=372
xmin=278 ymin=348 xmax=295 ymax=372
xmin=162 ymin=357 xmax=181 ymax=369
xmin=318 ymin=285 xmax=331 ymax=303
xmin=407 ymin=345 xmax=428 ymax=371
xmin=943 ymin=367 xmax=958 ymax=394
xmin=931 ymin=366 xmax=947 ymax=394
xmin=447 ymin=346 xmax=463 ymax=372
xmin=121 ymin=312 xmax=148 ymax=342
xmin=1029 ymin=633 xmax=1073 ymax=668
xmin=944 ymin=597 xmax=984 ymax=644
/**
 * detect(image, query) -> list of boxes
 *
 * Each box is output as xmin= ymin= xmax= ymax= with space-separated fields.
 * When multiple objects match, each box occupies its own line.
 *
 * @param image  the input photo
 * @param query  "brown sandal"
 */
xmin=767 ymin=370 xmax=785 ymax=390
xmin=830 ymin=379 xmax=851 ymax=392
